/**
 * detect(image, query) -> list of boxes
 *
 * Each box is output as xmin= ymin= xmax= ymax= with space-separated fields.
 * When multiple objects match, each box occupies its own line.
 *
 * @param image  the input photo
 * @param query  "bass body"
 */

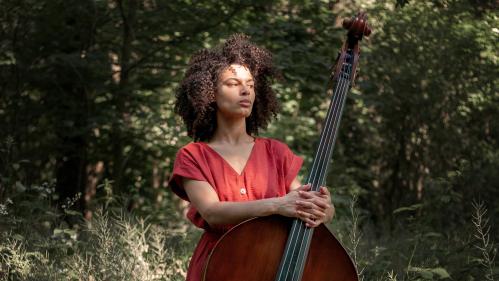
xmin=203 ymin=215 xmax=357 ymax=281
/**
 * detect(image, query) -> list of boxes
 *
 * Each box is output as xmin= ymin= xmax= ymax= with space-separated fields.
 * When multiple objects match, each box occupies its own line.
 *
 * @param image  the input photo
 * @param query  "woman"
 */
xmin=169 ymin=34 xmax=335 ymax=281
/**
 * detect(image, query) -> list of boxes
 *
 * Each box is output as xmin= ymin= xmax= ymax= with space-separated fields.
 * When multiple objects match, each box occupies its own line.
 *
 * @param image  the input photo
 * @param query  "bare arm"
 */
xmin=183 ymin=177 xmax=335 ymax=228
xmin=183 ymin=177 xmax=309 ymax=227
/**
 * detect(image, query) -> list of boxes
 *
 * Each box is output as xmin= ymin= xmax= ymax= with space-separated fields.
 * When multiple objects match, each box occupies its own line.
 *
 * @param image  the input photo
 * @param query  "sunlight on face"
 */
xmin=215 ymin=64 xmax=256 ymax=119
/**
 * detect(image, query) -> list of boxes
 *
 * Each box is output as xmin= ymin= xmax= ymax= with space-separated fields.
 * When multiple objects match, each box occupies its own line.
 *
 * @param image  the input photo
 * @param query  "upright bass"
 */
xmin=203 ymin=12 xmax=371 ymax=281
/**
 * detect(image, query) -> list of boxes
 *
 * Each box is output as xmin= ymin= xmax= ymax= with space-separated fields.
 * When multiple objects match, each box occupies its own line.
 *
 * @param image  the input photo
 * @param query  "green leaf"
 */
xmin=64 ymin=209 xmax=82 ymax=217
xmin=12 ymin=234 xmax=24 ymax=241
xmin=393 ymin=203 xmax=423 ymax=214
xmin=408 ymin=266 xmax=451 ymax=279
xmin=408 ymin=266 xmax=434 ymax=279
xmin=431 ymin=267 xmax=451 ymax=279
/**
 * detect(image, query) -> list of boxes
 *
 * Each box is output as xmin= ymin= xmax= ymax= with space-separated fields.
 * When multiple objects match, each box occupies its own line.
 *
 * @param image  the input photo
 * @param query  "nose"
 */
xmin=240 ymin=84 xmax=250 ymax=96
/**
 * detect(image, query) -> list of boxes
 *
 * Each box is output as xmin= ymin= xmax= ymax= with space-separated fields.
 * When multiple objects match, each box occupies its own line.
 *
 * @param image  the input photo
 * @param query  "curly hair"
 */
xmin=174 ymin=34 xmax=281 ymax=141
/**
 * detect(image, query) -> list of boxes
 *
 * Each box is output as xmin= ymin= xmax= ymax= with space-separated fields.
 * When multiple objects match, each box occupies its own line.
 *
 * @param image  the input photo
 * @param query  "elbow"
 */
xmin=200 ymin=207 xmax=225 ymax=227
xmin=203 ymin=213 xmax=218 ymax=227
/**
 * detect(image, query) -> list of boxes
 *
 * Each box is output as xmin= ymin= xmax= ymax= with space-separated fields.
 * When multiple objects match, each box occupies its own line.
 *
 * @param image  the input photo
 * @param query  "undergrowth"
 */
xmin=0 ymin=182 xmax=497 ymax=280
xmin=0 ymin=182 xmax=197 ymax=281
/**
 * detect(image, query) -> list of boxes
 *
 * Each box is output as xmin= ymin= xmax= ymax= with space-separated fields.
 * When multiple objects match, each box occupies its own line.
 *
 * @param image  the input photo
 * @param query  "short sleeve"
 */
xmin=168 ymin=147 xmax=208 ymax=201
xmin=283 ymin=146 xmax=303 ymax=188
xmin=271 ymin=139 xmax=303 ymax=189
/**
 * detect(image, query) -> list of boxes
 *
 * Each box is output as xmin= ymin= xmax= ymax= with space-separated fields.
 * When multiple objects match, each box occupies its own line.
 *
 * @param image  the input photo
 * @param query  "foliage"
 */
xmin=1 ymin=185 xmax=497 ymax=280
xmin=472 ymin=200 xmax=497 ymax=281
xmin=330 ymin=194 xmax=498 ymax=280
xmin=0 ymin=0 xmax=498 ymax=280
xmin=0 ymin=184 xmax=196 ymax=280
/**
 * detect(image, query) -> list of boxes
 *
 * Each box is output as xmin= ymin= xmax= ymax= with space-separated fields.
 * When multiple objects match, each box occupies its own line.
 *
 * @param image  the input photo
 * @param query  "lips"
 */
xmin=239 ymin=100 xmax=252 ymax=107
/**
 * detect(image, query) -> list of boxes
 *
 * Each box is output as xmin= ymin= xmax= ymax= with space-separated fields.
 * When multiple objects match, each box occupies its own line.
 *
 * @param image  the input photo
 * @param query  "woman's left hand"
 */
xmin=295 ymin=186 xmax=335 ymax=228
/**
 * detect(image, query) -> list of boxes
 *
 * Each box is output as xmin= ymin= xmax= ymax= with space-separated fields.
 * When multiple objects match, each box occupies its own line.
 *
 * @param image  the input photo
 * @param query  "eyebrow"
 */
xmin=223 ymin=78 xmax=254 ymax=83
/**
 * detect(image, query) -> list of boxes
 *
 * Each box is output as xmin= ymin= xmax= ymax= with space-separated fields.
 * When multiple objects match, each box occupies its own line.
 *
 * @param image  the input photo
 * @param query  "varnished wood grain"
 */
xmin=203 ymin=216 xmax=358 ymax=281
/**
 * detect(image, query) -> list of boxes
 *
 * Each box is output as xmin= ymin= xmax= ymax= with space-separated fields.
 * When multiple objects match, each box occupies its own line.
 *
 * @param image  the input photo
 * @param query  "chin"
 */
xmin=243 ymin=110 xmax=252 ymax=118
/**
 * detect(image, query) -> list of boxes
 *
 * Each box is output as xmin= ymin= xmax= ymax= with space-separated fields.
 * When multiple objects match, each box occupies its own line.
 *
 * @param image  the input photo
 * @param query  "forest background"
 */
xmin=0 ymin=0 xmax=497 ymax=280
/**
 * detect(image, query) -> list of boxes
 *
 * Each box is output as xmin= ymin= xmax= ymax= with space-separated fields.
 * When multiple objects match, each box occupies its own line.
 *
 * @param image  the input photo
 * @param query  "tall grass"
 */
xmin=472 ymin=200 xmax=497 ymax=281
xmin=0 ymin=183 xmax=497 ymax=280
xmin=331 ymin=193 xmax=498 ymax=281
xmin=1 ymin=212 xmax=195 ymax=280
xmin=0 ymin=189 xmax=196 ymax=281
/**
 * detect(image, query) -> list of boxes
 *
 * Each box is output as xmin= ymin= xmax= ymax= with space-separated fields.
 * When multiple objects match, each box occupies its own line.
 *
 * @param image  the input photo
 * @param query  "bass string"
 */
xmin=279 ymin=50 xmax=352 ymax=281
xmin=307 ymin=52 xmax=352 ymax=193
xmin=290 ymin=59 xmax=352 ymax=281
xmin=273 ymin=73 xmax=345 ymax=281
xmin=292 ymin=71 xmax=352 ymax=281
xmin=313 ymin=52 xmax=354 ymax=188
xmin=275 ymin=56 xmax=348 ymax=281
xmin=276 ymin=55 xmax=349 ymax=278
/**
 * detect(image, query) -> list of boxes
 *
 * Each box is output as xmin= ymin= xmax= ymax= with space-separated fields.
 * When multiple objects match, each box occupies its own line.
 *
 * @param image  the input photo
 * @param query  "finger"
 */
xmin=297 ymin=209 xmax=314 ymax=221
xmin=297 ymin=211 xmax=318 ymax=227
xmin=296 ymin=184 xmax=311 ymax=192
xmin=309 ymin=208 xmax=326 ymax=219
xmin=298 ymin=196 xmax=330 ymax=209
xmin=297 ymin=207 xmax=326 ymax=220
xmin=323 ymin=202 xmax=336 ymax=222
xmin=299 ymin=191 xmax=328 ymax=202
xmin=298 ymin=190 xmax=321 ymax=198
xmin=298 ymin=191 xmax=323 ymax=202
xmin=297 ymin=209 xmax=326 ymax=221
xmin=296 ymin=200 xmax=327 ymax=213
xmin=296 ymin=210 xmax=306 ymax=221
xmin=304 ymin=217 xmax=322 ymax=228
xmin=296 ymin=200 xmax=316 ymax=209
xmin=320 ymin=186 xmax=331 ymax=196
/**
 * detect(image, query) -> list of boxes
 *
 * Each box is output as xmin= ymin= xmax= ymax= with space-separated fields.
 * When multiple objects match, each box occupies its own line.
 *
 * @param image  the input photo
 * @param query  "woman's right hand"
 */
xmin=276 ymin=184 xmax=329 ymax=227
xmin=276 ymin=184 xmax=311 ymax=217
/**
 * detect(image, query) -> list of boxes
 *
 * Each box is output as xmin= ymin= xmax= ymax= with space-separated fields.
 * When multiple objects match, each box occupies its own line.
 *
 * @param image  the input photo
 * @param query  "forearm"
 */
xmin=203 ymin=197 xmax=281 ymax=226
xmin=183 ymin=178 xmax=308 ymax=227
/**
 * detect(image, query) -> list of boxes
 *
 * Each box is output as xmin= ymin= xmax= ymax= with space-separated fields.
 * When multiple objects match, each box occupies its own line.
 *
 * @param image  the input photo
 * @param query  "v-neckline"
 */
xmin=202 ymin=138 xmax=258 ymax=177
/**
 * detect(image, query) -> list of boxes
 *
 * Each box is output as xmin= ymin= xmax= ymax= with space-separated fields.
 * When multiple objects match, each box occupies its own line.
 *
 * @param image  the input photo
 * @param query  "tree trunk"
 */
xmin=112 ymin=0 xmax=138 ymax=194
xmin=53 ymin=0 xmax=94 ymax=219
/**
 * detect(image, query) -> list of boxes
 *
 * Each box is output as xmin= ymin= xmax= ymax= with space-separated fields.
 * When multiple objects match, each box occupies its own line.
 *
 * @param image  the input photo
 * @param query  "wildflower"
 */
xmin=0 ymin=204 xmax=7 ymax=215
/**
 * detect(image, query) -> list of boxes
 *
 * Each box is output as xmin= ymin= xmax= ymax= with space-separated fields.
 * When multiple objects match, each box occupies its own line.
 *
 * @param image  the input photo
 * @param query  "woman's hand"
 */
xmin=277 ymin=184 xmax=335 ymax=228
xmin=296 ymin=186 xmax=335 ymax=228
xmin=276 ymin=184 xmax=312 ymax=218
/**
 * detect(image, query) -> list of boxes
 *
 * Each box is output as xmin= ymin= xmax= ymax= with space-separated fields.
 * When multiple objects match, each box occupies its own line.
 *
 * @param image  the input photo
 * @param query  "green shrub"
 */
xmin=0 ymin=185 xmax=198 ymax=281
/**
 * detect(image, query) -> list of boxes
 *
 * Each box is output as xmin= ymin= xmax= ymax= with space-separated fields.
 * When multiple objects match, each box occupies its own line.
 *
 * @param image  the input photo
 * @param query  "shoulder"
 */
xmin=257 ymin=137 xmax=292 ymax=154
xmin=175 ymin=142 xmax=206 ymax=161
xmin=177 ymin=142 xmax=204 ymax=153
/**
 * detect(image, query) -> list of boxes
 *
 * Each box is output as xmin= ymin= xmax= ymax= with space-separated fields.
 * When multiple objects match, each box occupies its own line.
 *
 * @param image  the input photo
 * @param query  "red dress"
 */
xmin=169 ymin=137 xmax=303 ymax=281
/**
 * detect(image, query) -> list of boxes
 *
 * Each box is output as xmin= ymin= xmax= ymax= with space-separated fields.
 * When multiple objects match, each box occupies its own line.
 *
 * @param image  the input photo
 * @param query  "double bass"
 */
xmin=203 ymin=12 xmax=371 ymax=281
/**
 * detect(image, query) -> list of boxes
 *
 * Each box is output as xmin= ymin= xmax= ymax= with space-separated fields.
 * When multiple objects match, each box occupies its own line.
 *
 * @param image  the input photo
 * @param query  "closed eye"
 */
xmin=226 ymin=82 xmax=239 ymax=87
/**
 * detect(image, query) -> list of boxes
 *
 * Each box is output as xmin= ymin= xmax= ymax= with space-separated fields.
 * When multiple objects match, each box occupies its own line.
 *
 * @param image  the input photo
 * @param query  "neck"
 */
xmin=211 ymin=113 xmax=252 ymax=144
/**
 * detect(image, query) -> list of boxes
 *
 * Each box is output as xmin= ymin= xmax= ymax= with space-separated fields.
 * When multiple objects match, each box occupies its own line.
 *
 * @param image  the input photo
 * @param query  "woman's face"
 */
xmin=215 ymin=64 xmax=255 ymax=119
